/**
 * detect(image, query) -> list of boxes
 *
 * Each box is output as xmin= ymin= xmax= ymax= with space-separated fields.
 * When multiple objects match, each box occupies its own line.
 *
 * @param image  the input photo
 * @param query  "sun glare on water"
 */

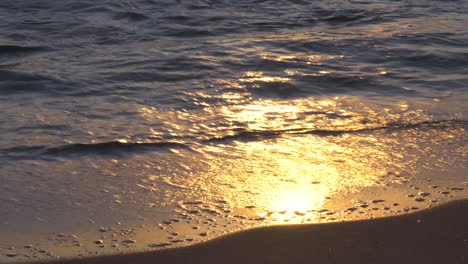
xmin=191 ymin=98 xmax=396 ymax=224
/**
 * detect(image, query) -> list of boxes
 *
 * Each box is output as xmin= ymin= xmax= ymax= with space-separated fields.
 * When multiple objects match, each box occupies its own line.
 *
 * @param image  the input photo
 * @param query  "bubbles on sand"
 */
xmin=2 ymin=178 xmax=467 ymax=263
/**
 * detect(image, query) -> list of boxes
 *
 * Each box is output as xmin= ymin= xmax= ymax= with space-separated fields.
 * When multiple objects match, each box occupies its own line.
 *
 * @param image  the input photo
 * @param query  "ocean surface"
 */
xmin=1 ymin=0 xmax=467 ymax=261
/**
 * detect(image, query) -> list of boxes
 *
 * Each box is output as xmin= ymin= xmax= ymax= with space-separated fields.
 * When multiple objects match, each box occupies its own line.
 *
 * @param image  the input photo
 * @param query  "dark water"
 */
xmin=1 ymin=0 xmax=467 ymax=261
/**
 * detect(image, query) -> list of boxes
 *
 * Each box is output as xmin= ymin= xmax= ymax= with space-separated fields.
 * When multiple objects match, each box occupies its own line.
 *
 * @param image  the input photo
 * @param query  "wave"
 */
xmin=43 ymin=141 xmax=189 ymax=156
xmin=113 ymin=11 xmax=149 ymax=22
xmin=314 ymin=9 xmax=384 ymax=26
xmin=204 ymin=119 xmax=466 ymax=143
xmin=162 ymin=28 xmax=215 ymax=38
xmin=0 ymin=45 xmax=48 ymax=55
xmin=245 ymin=81 xmax=303 ymax=98
xmin=239 ymin=72 xmax=402 ymax=98
xmin=399 ymin=52 xmax=468 ymax=69
xmin=0 ymin=69 xmax=80 ymax=95
xmin=0 ymin=141 xmax=189 ymax=160
xmin=1 ymin=120 xmax=463 ymax=161
xmin=105 ymin=71 xmax=206 ymax=83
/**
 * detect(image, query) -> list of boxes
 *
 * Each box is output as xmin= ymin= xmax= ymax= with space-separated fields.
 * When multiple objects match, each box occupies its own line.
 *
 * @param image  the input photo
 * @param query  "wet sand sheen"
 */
xmin=27 ymin=199 xmax=467 ymax=264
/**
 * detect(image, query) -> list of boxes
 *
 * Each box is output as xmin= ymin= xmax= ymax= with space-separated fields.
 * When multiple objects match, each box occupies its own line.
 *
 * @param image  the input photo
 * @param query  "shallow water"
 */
xmin=1 ymin=0 xmax=467 ymax=262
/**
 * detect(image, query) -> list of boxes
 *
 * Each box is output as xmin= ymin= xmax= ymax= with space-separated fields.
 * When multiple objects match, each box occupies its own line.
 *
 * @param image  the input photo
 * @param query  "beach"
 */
xmin=1 ymin=0 xmax=467 ymax=263
xmin=24 ymin=199 xmax=467 ymax=264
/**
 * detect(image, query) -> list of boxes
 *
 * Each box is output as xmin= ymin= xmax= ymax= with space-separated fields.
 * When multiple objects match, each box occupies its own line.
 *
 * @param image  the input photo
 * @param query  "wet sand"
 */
xmin=27 ymin=199 xmax=468 ymax=264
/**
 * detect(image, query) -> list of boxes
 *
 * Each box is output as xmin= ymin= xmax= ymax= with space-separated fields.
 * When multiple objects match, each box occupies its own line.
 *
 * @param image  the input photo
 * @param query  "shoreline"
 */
xmin=25 ymin=199 xmax=467 ymax=264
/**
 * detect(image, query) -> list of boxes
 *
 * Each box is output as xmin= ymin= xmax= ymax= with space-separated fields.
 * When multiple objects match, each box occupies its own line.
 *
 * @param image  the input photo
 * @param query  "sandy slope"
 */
xmin=27 ymin=199 xmax=468 ymax=264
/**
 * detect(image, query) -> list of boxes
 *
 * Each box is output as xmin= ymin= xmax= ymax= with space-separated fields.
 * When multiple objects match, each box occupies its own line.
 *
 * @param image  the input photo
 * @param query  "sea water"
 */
xmin=0 ymin=0 xmax=467 ymax=261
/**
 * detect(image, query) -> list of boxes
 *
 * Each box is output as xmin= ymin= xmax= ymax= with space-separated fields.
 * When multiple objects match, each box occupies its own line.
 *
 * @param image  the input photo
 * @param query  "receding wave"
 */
xmin=0 ymin=69 xmax=81 ymax=95
xmin=245 ymin=81 xmax=303 ymax=97
xmin=205 ymin=120 xmax=466 ymax=143
xmin=316 ymin=10 xmax=384 ymax=25
xmin=105 ymin=71 xmax=205 ymax=83
xmin=0 ymin=45 xmax=48 ymax=55
xmin=112 ymin=11 xmax=149 ymax=22
xmin=240 ymin=73 xmax=401 ymax=97
xmin=43 ymin=141 xmax=190 ymax=156
xmin=399 ymin=52 xmax=468 ymax=69
xmin=2 ymin=120 xmax=463 ymax=161
xmin=162 ymin=28 xmax=215 ymax=38
xmin=0 ymin=141 xmax=190 ymax=160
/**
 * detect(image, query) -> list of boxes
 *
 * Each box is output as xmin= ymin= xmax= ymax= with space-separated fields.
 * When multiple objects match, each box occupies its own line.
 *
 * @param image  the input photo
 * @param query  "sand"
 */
xmin=25 ymin=199 xmax=468 ymax=264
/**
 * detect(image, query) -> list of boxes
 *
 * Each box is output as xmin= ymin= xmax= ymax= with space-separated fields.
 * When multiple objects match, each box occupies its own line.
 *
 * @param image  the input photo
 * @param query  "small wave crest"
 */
xmin=245 ymin=81 xmax=303 ymax=98
xmin=0 ymin=120 xmax=464 ymax=161
xmin=44 ymin=141 xmax=189 ymax=156
xmin=205 ymin=119 xmax=466 ymax=143
xmin=0 ymin=45 xmax=48 ymax=55
xmin=0 ymin=69 xmax=73 ymax=94
xmin=314 ymin=9 xmax=384 ymax=26
xmin=0 ymin=141 xmax=190 ymax=160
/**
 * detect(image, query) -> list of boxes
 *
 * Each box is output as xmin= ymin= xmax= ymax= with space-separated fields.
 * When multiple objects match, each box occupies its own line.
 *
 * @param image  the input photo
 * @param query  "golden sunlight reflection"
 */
xmin=200 ymin=133 xmax=392 ymax=224
xmin=239 ymin=71 xmax=291 ymax=83
xmin=134 ymin=94 xmax=463 ymax=224
xmin=260 ymin=54 xmax=345 ymax=65
xmin=200 ymin=125 xmax=391 ymax=224
xmin=182 ymin=95 xmax=454 ymax=224
xmin=215 ymin=96 xmax=442 ymax=136
xmin=218 ymin=97 xmax=370 ymax=133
